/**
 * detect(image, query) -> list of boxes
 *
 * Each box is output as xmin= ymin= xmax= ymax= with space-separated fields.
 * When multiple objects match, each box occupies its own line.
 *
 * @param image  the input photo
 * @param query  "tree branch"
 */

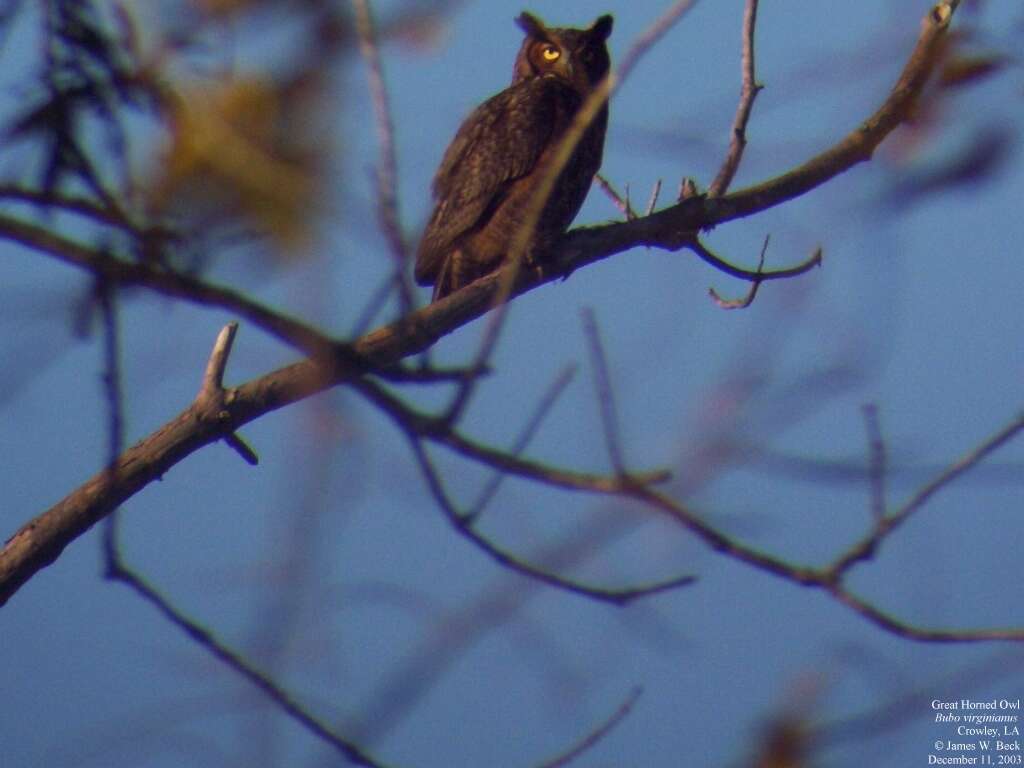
xmin=0 ymin=1 xmax=964 ymax=608
xmin=106 ymin=554 xmax=391 ymax=767
xmin=535 ymin=686 xmax=644 ymax=768
xmin=709 ymin=0 xmax=762 ymax=197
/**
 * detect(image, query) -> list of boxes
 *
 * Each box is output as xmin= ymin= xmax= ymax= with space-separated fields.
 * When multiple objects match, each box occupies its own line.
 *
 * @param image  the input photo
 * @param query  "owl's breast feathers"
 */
xmin=415 ymin=76 xmax=607 ymax=299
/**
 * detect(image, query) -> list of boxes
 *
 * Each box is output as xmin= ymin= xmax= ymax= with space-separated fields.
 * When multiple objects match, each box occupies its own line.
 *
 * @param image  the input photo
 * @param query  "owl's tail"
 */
xmin=430 ymin=249 xmax=486 ymax=302
xmin=431 ymin=256 xmax=456 ymax=302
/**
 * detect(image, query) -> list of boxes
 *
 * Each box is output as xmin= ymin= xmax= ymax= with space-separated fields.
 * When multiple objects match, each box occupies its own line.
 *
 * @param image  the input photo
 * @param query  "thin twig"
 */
xmin=699 ymin=0 xmax=961 ymax=225
xmin=594 ymin=173 xmax=637 ymax=220
xmin=0 ymin=213 xmax=338 ymax=359
xmin=827 ymin=582 xmax=1024 ymax=643
xmin=582 ymin=309 xmax=626 ymax=474
xmin=199 ymin=321 xmax=239 ymax=399
xmin=224 ymin=432 xmax=260 ymax=465
xmin=467 ymin=364 xmax=578 ymax=520
xmin=349 ymin=505 xmax=684 ymax=746
xmin=197 ymin=323 xmax=259 ymax=465
xmin=535 ymin=686 xmax=644 ymax=768
xmin=625 ymin=446 xmax=1024 ymax=642
xmin=830 ymin=411 xmax=1024 ymax=578
xmin=709 ymin=0 xmax=762 ymax=197
xmin=351 ymin=273 xmax=398 ymax=338
xmin=407 ymin=435 xmax=693 ymax=605
xmin=381 ymin=363 xmax=493 ymax=384
xmin=441 ymin=427 xmax=672 ymax=494
xmin=354 ymin=374 xmax=670 ymax=498
xmin=351 ymin=374 xmax=691 ymax=603
xmin=678 ymin=177 xmax=699 ymax=201
xmin=105 ymin=556 xmax=391 ymax=767
xmin=440 ymin=298 xmax=506 ymax=427
xmin=708 ymin=233 xmax=771 ymax=308
xmin=644 ymin=179 xmax=662 ymax=216
xmin=897 ymin=413 xmax=1024 ymax=522
xmin=352 ymin=0 xmax=416 ymax=317
xmin=96 ymin=280 xmax=125 ymax=565
xmin=691 ymin=236 xmax=821 ymax=284
xmin=97 ymin=280 xmax=125 ymax=469
xmin=0 ymin=184 xmax=135 ymax=229
xmin=862 ymin=403 xmax=887 ymax=521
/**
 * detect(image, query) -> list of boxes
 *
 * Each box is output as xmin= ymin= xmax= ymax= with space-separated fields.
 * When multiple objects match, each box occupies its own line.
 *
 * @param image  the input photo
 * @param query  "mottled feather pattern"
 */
xmin=415 ymin=79 xmax=562 ymax=283
xmin=415 ymin=13 xmax=613 ymax=301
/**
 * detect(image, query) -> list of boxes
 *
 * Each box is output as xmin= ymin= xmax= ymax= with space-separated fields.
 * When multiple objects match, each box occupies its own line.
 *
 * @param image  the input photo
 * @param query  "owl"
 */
xmin=415 ymin=12 xmax=614 ymax=301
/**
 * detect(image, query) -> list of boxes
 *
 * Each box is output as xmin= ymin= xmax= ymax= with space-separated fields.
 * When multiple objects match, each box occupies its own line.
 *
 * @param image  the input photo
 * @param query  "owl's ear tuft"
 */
xmin=516 ymin=12 xmax=548 ymax=39
xmin=589 ymin=15 xmax=613 ymax=41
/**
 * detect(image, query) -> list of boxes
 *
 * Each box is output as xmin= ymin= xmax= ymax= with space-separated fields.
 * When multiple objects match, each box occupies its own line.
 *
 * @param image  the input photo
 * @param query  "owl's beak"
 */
xmin=557 ymin=55 xmax=576 ymax=83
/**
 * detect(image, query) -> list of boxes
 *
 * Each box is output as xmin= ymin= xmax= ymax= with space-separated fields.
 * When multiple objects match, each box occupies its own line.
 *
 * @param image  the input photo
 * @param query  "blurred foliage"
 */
xmin=1 ymin=0 xmax=349 ymax=257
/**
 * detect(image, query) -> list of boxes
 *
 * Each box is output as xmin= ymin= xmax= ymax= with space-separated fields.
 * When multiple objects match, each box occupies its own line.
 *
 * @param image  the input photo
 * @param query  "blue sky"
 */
xmin=2 ymin=1 xmax=1022 ymax=766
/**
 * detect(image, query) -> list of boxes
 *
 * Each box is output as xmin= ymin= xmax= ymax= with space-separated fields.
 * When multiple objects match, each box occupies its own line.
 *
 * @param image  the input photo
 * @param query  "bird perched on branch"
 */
xmin=415 ymin=12 xmax=613 ymax=301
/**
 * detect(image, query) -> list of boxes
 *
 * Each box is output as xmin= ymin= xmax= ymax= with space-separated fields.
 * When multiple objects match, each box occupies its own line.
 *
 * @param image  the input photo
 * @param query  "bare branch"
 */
xmin=691 ymin=236 xmax=822 ymax=285
xmin=826 ymin=583 xmax=1024 ymax=643
xmin=381 ymin=363 xmax=493 ymax=384
xmin=678 ymin=177 xmax=699 ymax=202
xmin=829 ymin=411 xmax=1024 ymax=578
xmin=197 ymin=322 xmax=258 ymax=465
xmin=626 ymin=454 xmax=1024 ymax=642
xmin=353 ymin=375 xmax=671 ymax=497
xmin=708 ymin=233 xmax=770 ymax=308
xmin=199 ymin=321 xmax=239 ymax=400
xmin=594 ymin=172 xmax=638 ymax=220
xmin=0 ymin=184 xmax=135 ymax=229
xmin=352 ymin=0 xmax=416 ymax=317
xmin=708 ymin=0 xmax=762 ymax=197
xmin=536 ymin=686 xmax=644 ymax=768
xmin=468 ymin=364 xmax=577 ymax=519
xmin=105 ymin=556 xmax=391 ymax=767
xmin=702 ymin=1 xmax=959 ymax=225
xmin=96 ymin=280 xmax=125 ymax=564
xmin=896 ymin=412 xmax=1024 ymax=523
xmin=97 ymin=280 xmax=125 ymax=467
xmin=406 ymin=435 xmax=692 ymax=605
xmin=440 ymin=298 xmax=507 ymax=427
xmin=582 ymin=309 xmax=626 ymax=474
xmin=862 ymin=403 xmax=887 ymax=521
xmin=345 ymin=373 xmax=691 ymax=603
xmin=224 ymin=431 xmax=260 ymax=466
xmin=351 ymin=272 xmax=399 ymax=337
xmin=644 ymin=179 xmax=662 ymax=216
xmin=0 ymin=1 xmax=973 ymax=617
xmin=0 ymin=212 xmax=338 ymax=359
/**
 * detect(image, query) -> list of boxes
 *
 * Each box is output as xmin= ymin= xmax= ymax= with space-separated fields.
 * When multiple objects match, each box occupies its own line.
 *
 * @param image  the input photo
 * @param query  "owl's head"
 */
xmin=512 ymin=12 xmax=613 ymax=92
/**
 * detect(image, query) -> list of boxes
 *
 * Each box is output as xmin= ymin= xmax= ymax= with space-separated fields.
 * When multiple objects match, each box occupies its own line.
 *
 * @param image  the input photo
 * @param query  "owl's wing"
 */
xmin=415 ymin=78 xmax=569 ymax=284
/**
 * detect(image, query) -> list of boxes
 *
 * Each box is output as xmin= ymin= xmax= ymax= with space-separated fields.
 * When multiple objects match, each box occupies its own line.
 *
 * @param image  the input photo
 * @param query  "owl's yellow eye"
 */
xmin=540 ymin=45 xmax=560 ymax=61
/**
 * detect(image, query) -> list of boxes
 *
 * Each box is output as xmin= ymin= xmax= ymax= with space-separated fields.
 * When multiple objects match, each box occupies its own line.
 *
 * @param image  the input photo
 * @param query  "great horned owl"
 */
xmin=415 ymin=12 xmax=614 ymax=301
